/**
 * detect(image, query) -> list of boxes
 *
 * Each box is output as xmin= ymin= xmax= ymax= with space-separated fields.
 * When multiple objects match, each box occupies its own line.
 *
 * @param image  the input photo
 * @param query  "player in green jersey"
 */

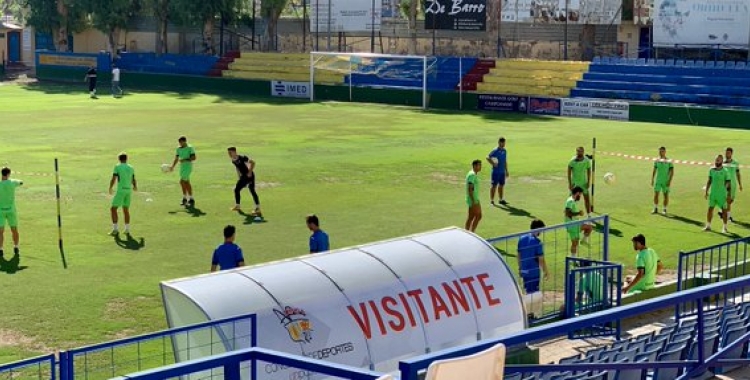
xmin=651 ymin=146 xmax=674 ymax=215
xmin=704 ymin=155 xmax=731 ymax=233
xmin=109 ymin=153 xmax=137 ymax=235
xmin=720 ymin=147 xmax=742 ymax=223
xmin=567 ymin=147 xmax=592 ymax=218
xmin=465 ymin=160 xmax=482 ymax=232
xmin=169 ymin=136 xmax=196 ymax=207
xmin=622 ymin=234 xmax=663 ymax=294
xmin=0 ymin=167 xmax=23 ymax=257
xmin=565 ymin=186 xmax=585 ymax=256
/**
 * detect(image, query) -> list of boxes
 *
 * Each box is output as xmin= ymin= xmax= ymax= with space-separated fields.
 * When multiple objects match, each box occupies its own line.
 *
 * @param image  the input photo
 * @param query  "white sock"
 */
xmin=254 ymin=204 xmax=260 ymax=208
xmin=728 ymin=212 xmax=732 ymax=218
xmin=654 ymin=204 xmax=658 ymax=209
xmin=186 ymin=195 xmax=192 ymax=200
xmin=112 ymin=223 xmax=118 ymax=230
xmin=14 ymin=245 xmax=18 ymax=249
xmin=125 ymin=224 xmax=130 ymax=232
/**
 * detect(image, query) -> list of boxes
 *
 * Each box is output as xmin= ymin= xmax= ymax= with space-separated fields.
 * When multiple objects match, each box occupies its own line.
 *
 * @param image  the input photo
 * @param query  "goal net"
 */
xmin=310 ymin=52 xmax=437 ymax=110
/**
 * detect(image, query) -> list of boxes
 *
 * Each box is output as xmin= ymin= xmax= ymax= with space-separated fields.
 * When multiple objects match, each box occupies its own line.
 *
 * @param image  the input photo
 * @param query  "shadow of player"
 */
xmin=0 ymin=253 xmax=28 ymax=274
xmin=593 ymin=222 xmax=624 ymax=238
xmin=496 ymin=203 xmax=534 ymax=218
xmin=665 ymin=214 xmax=705 ymax=227
xmin=114 ymin=233 xmax=146 ymax=251
xmin=238 ymin=210 xmax=268 ymax=225
xmin=169 ymin=206 xmax=207 ymax=217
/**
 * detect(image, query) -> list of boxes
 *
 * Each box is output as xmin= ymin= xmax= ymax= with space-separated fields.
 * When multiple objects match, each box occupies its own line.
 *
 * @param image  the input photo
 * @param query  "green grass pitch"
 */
xmin=0 ymin=82 xmax=747 ymax=363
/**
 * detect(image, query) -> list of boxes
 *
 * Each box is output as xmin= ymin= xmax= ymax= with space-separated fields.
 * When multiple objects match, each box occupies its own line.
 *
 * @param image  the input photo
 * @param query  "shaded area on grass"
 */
xmin=114 ymin=233 xmax=146 ymax=251
xmin=0 ymin=253 xmax=27 ymax=274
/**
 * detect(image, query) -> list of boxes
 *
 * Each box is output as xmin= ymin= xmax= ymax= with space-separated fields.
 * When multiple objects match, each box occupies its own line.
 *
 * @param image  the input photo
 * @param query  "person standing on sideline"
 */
xmin=465 ymin=160 xmax=482 ymax=232
xmin=169 ymin=136 xmax=196 ymax=207
xmin=486 ymin=137 xmax=509 ymax=205
xmin=108 ymin=153 xmax=137 ymax=235
xmin=651 ymin=146 xmax=674 ymax=215
xmin=704 ymin=154 xmax=731 ymax=233
xmin=306 ymin=214 xmax=330 ymax=254
xmin=567 ymin=147 xmax=592 ymax=218
xmin=565 ymin=186 xmax=586 ymax=257
xmin=0 ymin=167 xmax=23 ymax=257
xmin=227 ymin=147 xmax=261 ymax=216
xmin=622 ymin=234 xmax=663 ymax=294
xmin=111 ymin=64 xmax=123 ymax=98
xmin=517 ymin=219 xmax=548 ymax=294
xmin=211 ymin=225 xmax=245 ymax=272
xmin=85 ymin=66 xmax=98 ymax=99
xmin=721 ymin=147 xmax=742 ymax=222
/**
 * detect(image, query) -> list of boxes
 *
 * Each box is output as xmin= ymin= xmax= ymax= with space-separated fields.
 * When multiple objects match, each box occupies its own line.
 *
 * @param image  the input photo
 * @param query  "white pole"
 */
xmin=459 ymin=57 xmax=463 ymax=110
xmin=349 ymin=59 xmax=353 ymax=102
xmin=423 ymin=56 xmax=428 ymax=110
xmin=309 ymin=53 xmax=315 ymax=102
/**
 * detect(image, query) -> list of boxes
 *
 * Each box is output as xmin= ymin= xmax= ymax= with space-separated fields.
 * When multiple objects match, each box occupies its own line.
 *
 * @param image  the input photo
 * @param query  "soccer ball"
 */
xmin=490 ymin=157 xmax=499 ymax=167
xmin=581 ymin=223 xmax=594 ymax=235
xmin=160 ymin=164 xmax=171 ymax=173
xmin=603 ymin=172 xmax=616 ymax=184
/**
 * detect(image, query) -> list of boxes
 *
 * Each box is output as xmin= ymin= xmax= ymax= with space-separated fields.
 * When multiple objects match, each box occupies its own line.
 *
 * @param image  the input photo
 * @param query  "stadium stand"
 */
xmin=222 ymin=52 xmax=346 ymax=84
xmin=500 ymin=302 xmax=750 ymax=380
xmin=116 ymin=53 xmax=219 ymax=76
xmin=476 ymin=60 xmax=590 ymax=97
xmin=572 ymin=58 xmax=750 ymax=107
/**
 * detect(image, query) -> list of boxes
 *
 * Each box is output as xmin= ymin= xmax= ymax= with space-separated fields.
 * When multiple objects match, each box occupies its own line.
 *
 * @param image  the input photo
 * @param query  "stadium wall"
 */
xmin=35 ymin=63 xmax=750 ymax=129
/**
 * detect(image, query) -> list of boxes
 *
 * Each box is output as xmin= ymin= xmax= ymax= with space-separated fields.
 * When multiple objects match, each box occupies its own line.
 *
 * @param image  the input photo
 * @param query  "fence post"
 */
xmin=225 ymin=361 xmax=241 ymax=380
xmin=696 ymin=298 xmax=705 ymax=369
xmin=58 ymin=351 xmax=68 ymax=380
xmin=676 ymin=250 xmax=684 ymax=321
xmin=251 ymin=315 xmax=258 ymax=380
xmin=602 ymin=215 xmax=610 ymax=261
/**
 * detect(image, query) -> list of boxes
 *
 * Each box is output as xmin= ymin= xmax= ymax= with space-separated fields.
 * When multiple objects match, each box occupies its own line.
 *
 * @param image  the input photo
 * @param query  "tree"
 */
xmin=260 ymin=0 xmax=289 ymax=51
xmin=85 ymin=0 xmax=141 ymax=56
xmin=142 ymin=0 xmax=170 ymax=54
xmin=171 ymin=0 xmax=240 ymax=55
xmin=24 ymin=0 xmax=87 ymax=51
xmin=399 ymin=0 xmax=419 ymax=54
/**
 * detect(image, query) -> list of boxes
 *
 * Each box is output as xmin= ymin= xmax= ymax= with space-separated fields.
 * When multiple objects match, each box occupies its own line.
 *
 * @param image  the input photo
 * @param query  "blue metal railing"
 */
xmin=487 ymin=215 xmax=610 ymax=324
xmin=398 ymin=273 xmax=750 ymax=380
xmin=0 ymin=354 xmax=56 ymax=380
xmin=112 ymin=347 xmax=384 ymax=380
xmin=677 ymin=237 xmax=750 ymax=319
xmin=564 ymin=257 xmax=622 ymax=339
xmin=60 ymin=313 xmax=257 ymax=380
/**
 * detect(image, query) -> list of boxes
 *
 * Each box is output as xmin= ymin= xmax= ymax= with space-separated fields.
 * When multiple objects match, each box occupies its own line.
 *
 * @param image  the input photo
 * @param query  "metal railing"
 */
xmin=564 ymin=257 xmax=622 ymax=339
xmin=486 ymin=215 xmax=610 ymax=325
xmin=0 ymin=354 xmax=56 ymax=380
xmin=112 ymin=347 xmax=384 ymax=380
xmin=677 ymin=237 xmax=750 ymax=319
xmin=60 ymin=313 xmax=257 ymax=380
xmin=398 ymin=273 xmax=750 ymax=380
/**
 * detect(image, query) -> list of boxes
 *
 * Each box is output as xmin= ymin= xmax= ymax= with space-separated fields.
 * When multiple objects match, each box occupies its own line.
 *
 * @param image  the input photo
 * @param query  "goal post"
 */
xmin=310 ymin=51 xmax=432 ymax=110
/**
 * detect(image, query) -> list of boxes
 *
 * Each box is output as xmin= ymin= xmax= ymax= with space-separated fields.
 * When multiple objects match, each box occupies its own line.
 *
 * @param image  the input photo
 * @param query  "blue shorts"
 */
xmin=492 ymin=170 xmax=506 ymax=186
xmin=522 ymin=276 xmax=540 ymax=293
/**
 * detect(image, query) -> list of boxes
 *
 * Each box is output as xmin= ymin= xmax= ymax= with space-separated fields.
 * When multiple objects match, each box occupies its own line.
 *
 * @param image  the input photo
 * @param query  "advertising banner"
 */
xmin=425 ymin=0 xmax=487 ymax=31
xmin=653 ymin=0 xmax=750 ymax=47
xmin=501 ymin=0 xmax=621 ymax=24
xmin=478 ymin=94 xmax=529 ymax=113
xmin=309 ymin=0 xmax=382 ymax=32
xmin=561 ymin=98 xmax=630 ymax=120
xmin=37 ymin=52 xmax=97 ymax=68
xmin=271 ymin=81 xmax=310 ymax=98
xmin=528 ymin=97 xmax=562 ymax=116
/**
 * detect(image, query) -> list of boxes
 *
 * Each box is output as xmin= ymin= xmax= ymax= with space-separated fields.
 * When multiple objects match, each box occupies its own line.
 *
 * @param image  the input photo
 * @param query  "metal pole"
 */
xmin=564 ymin=0 xmax=569 ymax=60
xmin=303 ymin=0 xmax=308 ymax=52
xmin=349 ymin=59 xmax=353 ymax=101
xmin=315 ymin=0 xmax=320 ymax=51
xmin=370 ymin=0 xmax=376 ymax=53
xmin=459 ymin=57 xmax=463 ymax=109
xmin=309 ymin=53 xmax=315 ymax=102
xmin=422 ymin=56 xmax=428 ymax=110
xmin=251 ymin=0 xmax=256 ymax=50
xmin=327 ymin=0 xmax=332 ymax=51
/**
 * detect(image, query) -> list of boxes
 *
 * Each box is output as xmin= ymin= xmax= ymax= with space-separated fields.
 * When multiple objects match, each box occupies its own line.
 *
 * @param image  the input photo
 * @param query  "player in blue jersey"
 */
xmin=517 ymin=219 xmax=548 ymax=294
xmin=486 ymin=137 xmax=509 ymax=205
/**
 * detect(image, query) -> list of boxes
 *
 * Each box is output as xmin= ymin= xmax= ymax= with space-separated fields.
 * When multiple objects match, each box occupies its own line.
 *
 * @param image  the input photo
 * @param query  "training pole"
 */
xmin=55 ymin=159 xmax=68 ymax=269
xmin=591 ymin=138 xmax=596 ymax=214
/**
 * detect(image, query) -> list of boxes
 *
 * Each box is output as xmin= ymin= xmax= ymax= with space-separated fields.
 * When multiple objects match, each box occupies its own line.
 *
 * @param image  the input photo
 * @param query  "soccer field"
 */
xmin=0 ymin=82 xmax=747 ymax=363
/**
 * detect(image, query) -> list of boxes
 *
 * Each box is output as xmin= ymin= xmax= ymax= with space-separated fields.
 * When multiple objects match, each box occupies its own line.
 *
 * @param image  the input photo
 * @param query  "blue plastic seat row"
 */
xmin=571 ymin=88 xmax=750 ymax=107
xmin=115 ymin=53 xmax=219 ymax=76
xmin=592 ymin=56 xmax=749 ymax=70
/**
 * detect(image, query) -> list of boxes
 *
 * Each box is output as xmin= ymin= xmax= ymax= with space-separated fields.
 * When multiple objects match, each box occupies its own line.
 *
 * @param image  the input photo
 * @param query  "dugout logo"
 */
xmin=274 ymin=306 xmax=313 ymax=343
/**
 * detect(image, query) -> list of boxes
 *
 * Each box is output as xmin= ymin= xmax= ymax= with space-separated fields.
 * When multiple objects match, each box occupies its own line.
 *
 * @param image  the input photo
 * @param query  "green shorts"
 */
xmin=709 ymin=195 xmax=728 ymax=209
xmin=567 ymin=225 xmax=581 ymax=240
xmin=627 ymin=281 xmax=653 ymax=294
xmin=572 ymin=183 xmax=589 ymax=195
xmin=112 ymin=190 xmax=132 ymax=208
xmin=730 ymin=182 xmax=738 ymax=200
xmin=179 ymin=163 xmax=193 ymax=181
xmin=0 ymin=208 xmax=18 ymax=228
xmin=654 ymin=182 xmax=670 ymax=194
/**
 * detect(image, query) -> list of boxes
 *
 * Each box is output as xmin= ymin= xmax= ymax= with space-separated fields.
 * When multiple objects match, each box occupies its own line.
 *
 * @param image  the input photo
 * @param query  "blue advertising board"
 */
xmin=477 ymin=94 xmax=529 ymax=113
xmin=528 ymin=97 xmax=562 ymax=116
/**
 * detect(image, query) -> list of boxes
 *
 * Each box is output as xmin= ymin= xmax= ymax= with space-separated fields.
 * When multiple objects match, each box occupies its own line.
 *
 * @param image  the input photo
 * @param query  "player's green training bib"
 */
xmin=654 ymin=159 xmax=673 ymax=184
xmin=568 ymin=157 xmax=591 ymax=186
xmin=113 ymin=163 xmax=135 ymax=190
xmin=709 ymin=167 xmax=729 ymax=198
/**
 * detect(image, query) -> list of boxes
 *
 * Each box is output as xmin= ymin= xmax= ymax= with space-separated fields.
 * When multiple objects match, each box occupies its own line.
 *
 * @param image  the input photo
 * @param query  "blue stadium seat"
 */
xmin=613 ymin=357 xmax=647 ymax=380
xmin=715 ymin=61 xmax=726 ymax=68
xmin=694 ymin=61 xmax=705 ymax=67
xmin=646 ymin=58 xmax=657 ymax=65
xmin=652 ymin=346 xmax=687 ymax=380
xmin=656 ymin=59 xmax=666 ymax=66
xmin=559 ymin=354 xmax=581 ymax=364
xmin=675 ymin=59 xmax=685 ymax=66
xmin=634 ymin=345 xmax=661 ymax=362
xmin=737 ymin=62 xmax=747 ymax=69
xmin=636 ymin=58 xmax=646 ymax=65
xmin=685 ymin=333 xmax=719 ymax=379
xmin=717 ymin=324 xmax=749 ymax=373
xmin=725 ymin=61 xmax=736 ymax=69
xmin=684 ymin=60 xmax=695 ymax=67
xmin=504 ymin=373 xmax=522 ymax=380
xmin=704 ymin=61 xmax=716 ymax=68
xmin=593 ymin=56 xmax=602 ymax=64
